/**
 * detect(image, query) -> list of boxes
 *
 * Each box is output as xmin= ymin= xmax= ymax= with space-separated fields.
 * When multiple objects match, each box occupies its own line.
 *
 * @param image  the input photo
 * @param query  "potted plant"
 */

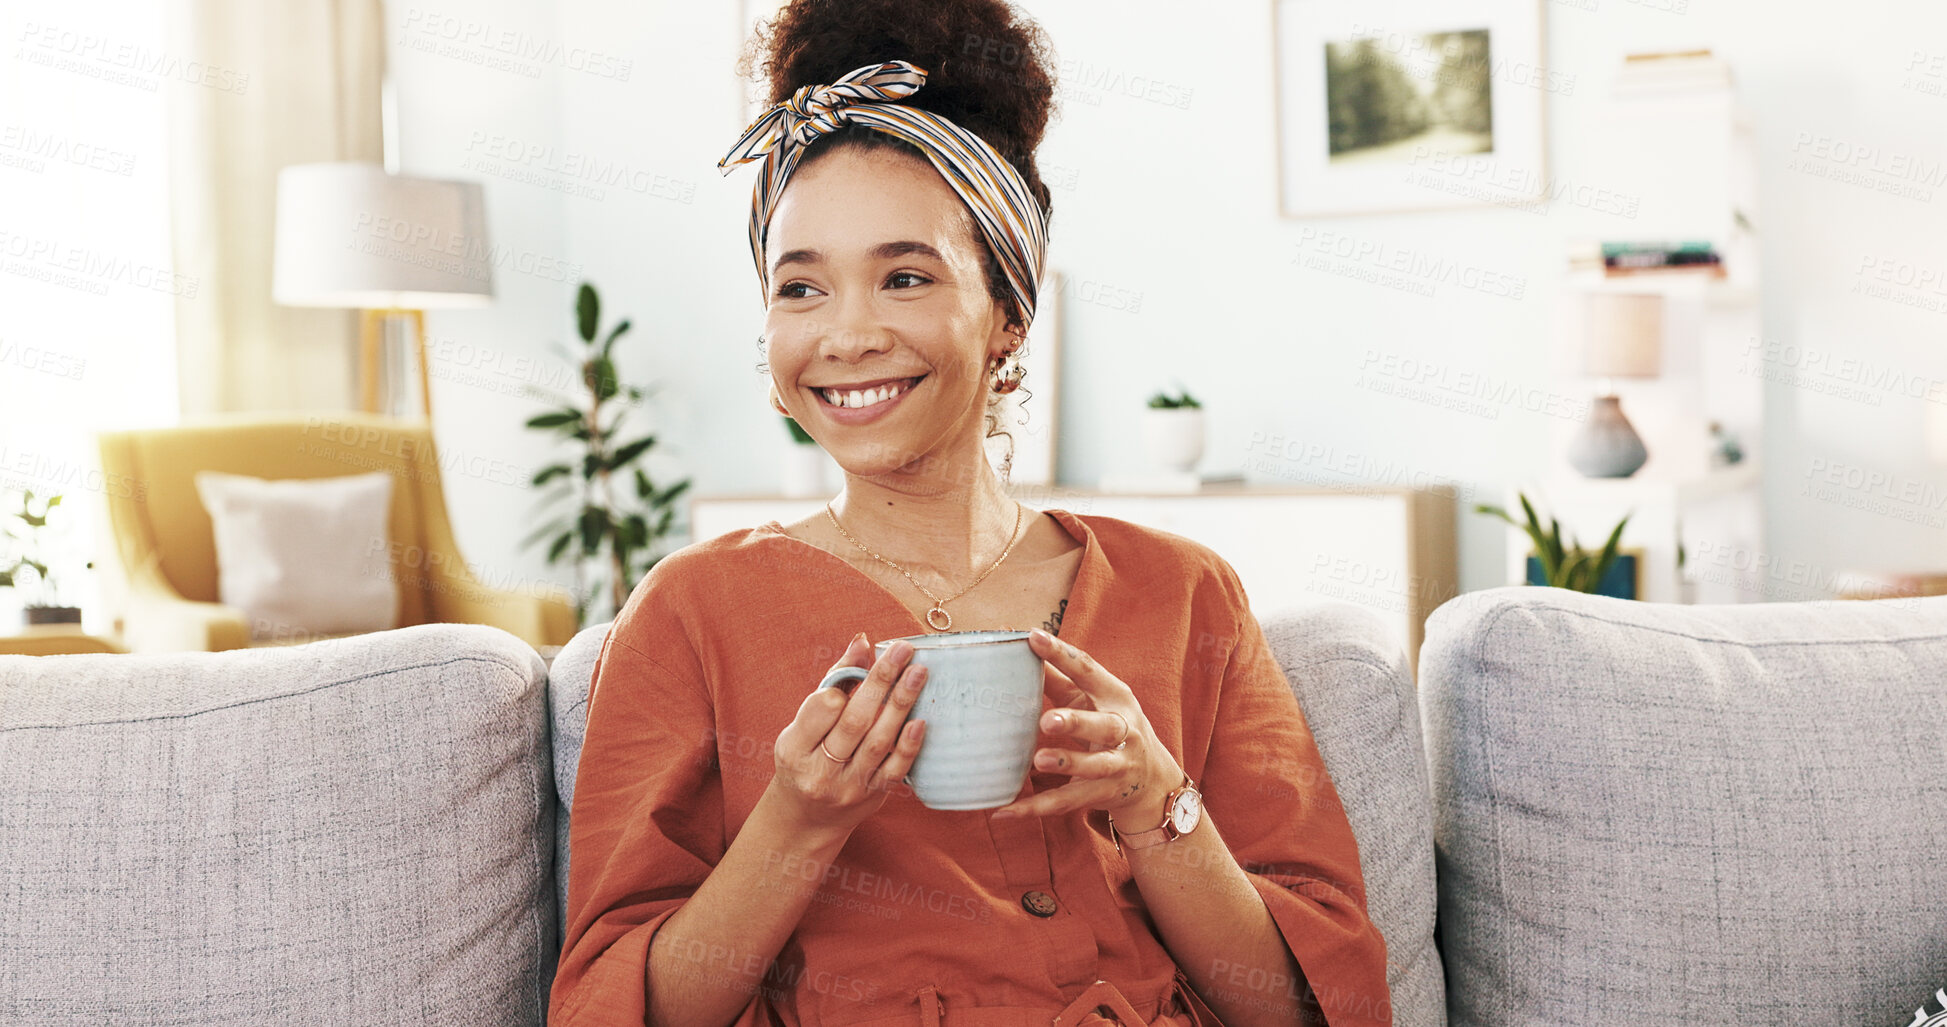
xmin=1 ymin=488 xmax=88 ymax=626
xmin=1142 ymin=386 xmax=1204 ymax=473
xmin=523 ymin=281 xmax=692 ymax=624
xmin=779 ymin=413 xmax=832 ymax=497
xmin=1476 ymin=492 xmax=1635 ymax=597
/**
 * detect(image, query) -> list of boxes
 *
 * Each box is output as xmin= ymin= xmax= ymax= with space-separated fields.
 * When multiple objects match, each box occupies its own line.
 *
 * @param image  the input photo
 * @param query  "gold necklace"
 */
xmin=824 ymin=500 xmax=1025 ymax=631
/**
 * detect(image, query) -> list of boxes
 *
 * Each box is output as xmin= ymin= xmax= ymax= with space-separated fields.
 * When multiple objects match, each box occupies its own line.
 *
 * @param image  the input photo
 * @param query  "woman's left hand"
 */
xmin=989 ymin=628 xmax=1183 ymax=827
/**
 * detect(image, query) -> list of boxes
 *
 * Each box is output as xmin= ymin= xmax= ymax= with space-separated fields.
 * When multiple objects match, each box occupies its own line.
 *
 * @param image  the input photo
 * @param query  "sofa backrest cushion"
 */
xmin=547 ymin=619 xmax=609 ymax=948
xmin=1261 ymin=602 xmax=1447 ymax=1027
xmin=0 ymin=623 xmax=556 ymax=1027
xmin=1421 ymin=587 xmax=1947 ymax=1026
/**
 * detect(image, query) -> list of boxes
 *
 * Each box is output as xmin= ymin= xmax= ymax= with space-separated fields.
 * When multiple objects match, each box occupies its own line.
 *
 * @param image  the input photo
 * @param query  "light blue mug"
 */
xmin=818 ymin=629 xmax=1044 ymax=810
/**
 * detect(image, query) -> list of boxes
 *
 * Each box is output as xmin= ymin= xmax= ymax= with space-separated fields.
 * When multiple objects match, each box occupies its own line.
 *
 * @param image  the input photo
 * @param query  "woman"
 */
xmin=548 ymin=2 xmax=1391 ymax=1024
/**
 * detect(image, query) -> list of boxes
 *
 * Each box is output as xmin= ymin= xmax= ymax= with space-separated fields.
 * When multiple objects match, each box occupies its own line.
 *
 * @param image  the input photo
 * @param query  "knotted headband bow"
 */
xmin=718 ymin=59 xmax=1049 ymax=331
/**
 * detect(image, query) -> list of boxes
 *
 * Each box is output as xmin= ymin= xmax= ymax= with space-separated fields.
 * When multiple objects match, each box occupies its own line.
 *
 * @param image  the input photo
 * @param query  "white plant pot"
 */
xmin=1141 ymin=408 xmax=1204 ymax=473
xmin=781 ymin=443 xmax=830 ymax=497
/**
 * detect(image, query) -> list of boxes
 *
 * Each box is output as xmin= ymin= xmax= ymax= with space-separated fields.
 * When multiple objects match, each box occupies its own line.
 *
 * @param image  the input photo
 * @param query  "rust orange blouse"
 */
xmin=550 ymin=507 xmax=1391 ymax=1026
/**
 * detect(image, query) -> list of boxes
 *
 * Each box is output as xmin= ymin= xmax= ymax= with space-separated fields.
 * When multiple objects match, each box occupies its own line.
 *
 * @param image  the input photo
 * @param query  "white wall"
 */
xmin=1 ymin=0 xmax=182 ymax=631
xmin=390 ymin=0 xmax=1947 ymax=611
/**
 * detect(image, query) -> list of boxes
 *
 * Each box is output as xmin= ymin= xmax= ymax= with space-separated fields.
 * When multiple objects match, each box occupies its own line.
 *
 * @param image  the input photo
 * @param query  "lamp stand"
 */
xmin=358 ymin=307 xmax=431 ymax=420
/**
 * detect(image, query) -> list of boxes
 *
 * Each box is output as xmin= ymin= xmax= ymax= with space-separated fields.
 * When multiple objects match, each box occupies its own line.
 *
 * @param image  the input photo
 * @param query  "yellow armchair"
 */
xmin=97 ymin=412 xmax=579 ymax=652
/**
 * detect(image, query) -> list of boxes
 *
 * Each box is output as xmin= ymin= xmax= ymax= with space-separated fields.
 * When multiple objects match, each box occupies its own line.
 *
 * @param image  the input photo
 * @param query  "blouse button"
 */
xmin=1021 ymin=890 xmax=1058 ymax=917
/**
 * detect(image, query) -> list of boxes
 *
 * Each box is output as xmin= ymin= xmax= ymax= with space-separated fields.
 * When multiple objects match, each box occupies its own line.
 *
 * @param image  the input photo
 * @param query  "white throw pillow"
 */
xmin=193 ymin=471 xmax=400 ymax=640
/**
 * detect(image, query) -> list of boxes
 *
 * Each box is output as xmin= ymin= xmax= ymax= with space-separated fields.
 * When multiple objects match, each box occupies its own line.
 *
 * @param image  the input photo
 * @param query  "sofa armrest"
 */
xmin=117 ymin=557 xmax=250 ymax=652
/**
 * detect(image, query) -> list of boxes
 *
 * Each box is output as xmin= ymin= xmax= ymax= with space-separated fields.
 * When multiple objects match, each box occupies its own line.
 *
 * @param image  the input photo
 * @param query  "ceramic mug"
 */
xmin=818 ymin=629 xmax=1044 ymax=810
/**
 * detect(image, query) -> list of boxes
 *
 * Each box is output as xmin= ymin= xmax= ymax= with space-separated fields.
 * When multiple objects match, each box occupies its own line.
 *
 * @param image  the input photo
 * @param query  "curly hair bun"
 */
xmin=740 ymin=0 xmax=1059 ymax=218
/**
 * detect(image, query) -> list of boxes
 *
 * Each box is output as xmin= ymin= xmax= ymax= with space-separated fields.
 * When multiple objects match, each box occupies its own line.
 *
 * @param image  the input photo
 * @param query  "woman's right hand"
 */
xmin=771 ymin=633 xmax=929 ymax=833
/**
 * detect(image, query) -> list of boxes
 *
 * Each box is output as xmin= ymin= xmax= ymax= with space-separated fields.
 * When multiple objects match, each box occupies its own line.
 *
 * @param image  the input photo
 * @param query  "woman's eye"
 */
xmin=774 ymin=281 xmax=819 ymax=299
xmin=886 ymin=271 xmax=931 ymax=289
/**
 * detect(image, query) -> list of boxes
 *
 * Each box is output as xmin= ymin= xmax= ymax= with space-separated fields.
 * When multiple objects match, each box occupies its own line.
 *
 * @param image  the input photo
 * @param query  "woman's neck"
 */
xmin=826 ymin=455 xmax=1021 ymax=581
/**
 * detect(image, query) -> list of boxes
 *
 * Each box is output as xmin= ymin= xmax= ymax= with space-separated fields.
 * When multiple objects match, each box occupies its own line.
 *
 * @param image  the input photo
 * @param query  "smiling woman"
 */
xmin=548 ymin=2 xmax=1393 ymax=1025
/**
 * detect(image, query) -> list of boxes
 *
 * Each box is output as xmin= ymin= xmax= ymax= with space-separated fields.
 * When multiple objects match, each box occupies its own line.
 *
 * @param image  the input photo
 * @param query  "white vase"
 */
xmin=781 ymin=443 xmax=829 ymax=497
xmin=1141 ymin=408 xmax=1205 ymax=473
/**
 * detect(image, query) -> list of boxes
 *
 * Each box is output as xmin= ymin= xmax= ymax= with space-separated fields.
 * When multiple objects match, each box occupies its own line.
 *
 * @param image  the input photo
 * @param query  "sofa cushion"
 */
xmin=1421 ymin=587 xmax=1947 ymax=1026
xmin=0 ymin=623 xmax=555 ymax=1026
xmin=1261 ymin=602 xmax=1446 ymax=1027
xmin=192 ymin=469 xmax=400 ymax=639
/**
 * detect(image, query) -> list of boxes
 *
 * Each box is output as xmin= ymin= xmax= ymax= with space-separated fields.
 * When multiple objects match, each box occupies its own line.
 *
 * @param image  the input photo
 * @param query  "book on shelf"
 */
xmin=1567 ymin=239 xmax=1726 ymax=277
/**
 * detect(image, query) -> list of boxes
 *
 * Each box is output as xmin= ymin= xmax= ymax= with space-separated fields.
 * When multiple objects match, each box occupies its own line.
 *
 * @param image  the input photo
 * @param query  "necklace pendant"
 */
xmin=926 ymin=606 xmax=952 ymax=631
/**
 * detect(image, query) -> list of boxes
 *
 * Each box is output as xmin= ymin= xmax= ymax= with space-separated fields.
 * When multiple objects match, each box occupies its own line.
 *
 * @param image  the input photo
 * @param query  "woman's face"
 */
xmin=763 ymin=144 xmax=1014 ymax=478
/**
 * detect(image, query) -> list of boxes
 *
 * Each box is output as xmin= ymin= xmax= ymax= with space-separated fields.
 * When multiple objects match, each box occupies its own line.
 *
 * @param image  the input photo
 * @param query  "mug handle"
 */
xmin=818 ymin=665 xmax=871 ymax=692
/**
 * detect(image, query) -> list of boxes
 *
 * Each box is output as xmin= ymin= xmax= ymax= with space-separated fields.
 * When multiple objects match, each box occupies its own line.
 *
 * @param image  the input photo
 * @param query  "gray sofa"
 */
xmin=4 ymin=588 xmax=1943 ymax=1026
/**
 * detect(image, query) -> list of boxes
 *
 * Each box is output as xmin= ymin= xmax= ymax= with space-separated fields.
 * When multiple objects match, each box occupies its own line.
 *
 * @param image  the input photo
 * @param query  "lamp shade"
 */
xmin=272 ymin=162 xmax=494 ymax=309
xmin=1583 ymin=291 xmax=1663 ymax=378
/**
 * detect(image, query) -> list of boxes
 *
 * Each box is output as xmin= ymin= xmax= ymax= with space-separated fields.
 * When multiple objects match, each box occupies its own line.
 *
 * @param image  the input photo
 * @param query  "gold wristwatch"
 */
xmin=1108 ymin=773 xmax=1201 ymax=854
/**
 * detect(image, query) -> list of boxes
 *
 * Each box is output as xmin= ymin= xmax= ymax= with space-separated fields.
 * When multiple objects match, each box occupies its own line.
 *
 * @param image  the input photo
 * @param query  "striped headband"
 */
xmin=717 ymin=59 xmax=1049 ymax=331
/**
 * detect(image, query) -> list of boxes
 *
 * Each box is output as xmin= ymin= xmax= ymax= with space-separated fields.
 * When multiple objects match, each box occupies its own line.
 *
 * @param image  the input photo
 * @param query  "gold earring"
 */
xmin=769 ymin=383 xmax=790 ymax=416
xmin=991 ymin=349 xmax=1024 ymax=395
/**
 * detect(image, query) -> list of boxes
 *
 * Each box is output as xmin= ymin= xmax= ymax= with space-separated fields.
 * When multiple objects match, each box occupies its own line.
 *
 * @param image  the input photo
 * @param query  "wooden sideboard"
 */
xmin=689 ymin=483 xmax=1457 ymax=669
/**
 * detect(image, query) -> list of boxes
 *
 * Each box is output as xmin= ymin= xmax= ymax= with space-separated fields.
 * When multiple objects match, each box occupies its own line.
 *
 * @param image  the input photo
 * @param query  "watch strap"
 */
xmin=1109 ymin=774 xmax=1196 ymax=854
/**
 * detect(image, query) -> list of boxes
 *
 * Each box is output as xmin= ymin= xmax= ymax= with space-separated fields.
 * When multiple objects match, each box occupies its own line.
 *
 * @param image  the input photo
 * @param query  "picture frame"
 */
xmin=1272 ymin=0 xmax=1549 ymax=217
xmin=986 ymin=271 xmax=1062 ymax=488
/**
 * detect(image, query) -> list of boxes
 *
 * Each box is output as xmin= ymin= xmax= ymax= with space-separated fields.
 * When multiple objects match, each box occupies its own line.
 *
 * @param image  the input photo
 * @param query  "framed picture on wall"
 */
xmin=1272 ymin=0 xmax=1549 ymax=217
xmin=986 ymin=270 xmax=1062 ymax=487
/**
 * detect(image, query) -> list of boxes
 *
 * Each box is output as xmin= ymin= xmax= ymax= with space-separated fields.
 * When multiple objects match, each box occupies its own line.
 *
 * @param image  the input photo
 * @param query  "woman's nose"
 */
xmin=817 ymin=290 xmax=891 ymax=360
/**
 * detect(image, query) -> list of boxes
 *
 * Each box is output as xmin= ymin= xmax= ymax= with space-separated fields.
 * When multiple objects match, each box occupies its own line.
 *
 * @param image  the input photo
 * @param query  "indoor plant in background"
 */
xmin=1142 ymin=386 xmax=1204 ymax=473
xmin=523 ymin=281 xmax=691 ymax=625
xmin=1477 ymin=492 xmax=1636 ymax=598
xmin=0 ymin=488 xmax=89 ymax=626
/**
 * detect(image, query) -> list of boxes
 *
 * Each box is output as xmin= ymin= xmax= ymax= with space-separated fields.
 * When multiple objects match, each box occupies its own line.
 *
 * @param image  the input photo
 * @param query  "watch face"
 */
xmin=1169 ymin=787 xmax=1202 ymax=834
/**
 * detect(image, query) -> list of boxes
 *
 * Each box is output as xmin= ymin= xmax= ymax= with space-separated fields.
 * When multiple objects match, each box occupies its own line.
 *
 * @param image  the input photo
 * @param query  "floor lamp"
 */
xmin=271 ymin=163 xmax=494 ymax=420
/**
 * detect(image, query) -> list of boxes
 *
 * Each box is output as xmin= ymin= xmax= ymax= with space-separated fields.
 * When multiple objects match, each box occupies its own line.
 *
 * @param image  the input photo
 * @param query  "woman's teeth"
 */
xmin=821 ymin=377 xmax=917 ymax=408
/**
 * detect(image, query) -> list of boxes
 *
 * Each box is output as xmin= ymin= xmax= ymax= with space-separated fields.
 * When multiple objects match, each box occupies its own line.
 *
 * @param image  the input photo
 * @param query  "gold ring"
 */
xmin=819 ymin=740 xmax=853 ymax=765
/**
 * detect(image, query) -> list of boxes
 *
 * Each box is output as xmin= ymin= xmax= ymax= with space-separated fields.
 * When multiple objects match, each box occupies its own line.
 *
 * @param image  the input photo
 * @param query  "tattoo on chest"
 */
xmin=1042 ymin=599 xmax=1067 ymax=637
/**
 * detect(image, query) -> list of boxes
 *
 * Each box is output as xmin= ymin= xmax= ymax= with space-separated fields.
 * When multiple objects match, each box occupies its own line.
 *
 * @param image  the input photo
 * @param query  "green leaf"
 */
xmin=634 ymin=468 xmax=653 ymax=499
xmin=1558 ymin=551 xmax=1589 ymax=591
xmin=587 ymin=356 xmax=619 ymax=403
xmin=576 ymin=282 xmax=599 ymax=343
xmin=579 ymin=506 xmax=610 ymax=557
xmin=520 ymin=517 xmax=572 ymax=549
xmin=1587 ymin=514 xmax=1631 ymax=595
xmin=607 ymin=435 xmax=656 ymax=470
xmin=582 ymin=452 xmax=603 ymax=480
xmin=526 ymin=409 xmax=582 ymax=430
xmin=531 ymin=464 xmax=573 ymax=487
xmin=546 ymin=531 xmax=574 ymax=563
xmin=652 ymin=479 xmax=691 ymax=507
xmin=601 ymin=319 xmax=632 ymax=359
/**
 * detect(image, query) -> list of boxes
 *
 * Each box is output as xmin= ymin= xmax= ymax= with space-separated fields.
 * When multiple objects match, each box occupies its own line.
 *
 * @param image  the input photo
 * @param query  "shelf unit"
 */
xmin=1517 ymin=53 xmax=1767 ymax=602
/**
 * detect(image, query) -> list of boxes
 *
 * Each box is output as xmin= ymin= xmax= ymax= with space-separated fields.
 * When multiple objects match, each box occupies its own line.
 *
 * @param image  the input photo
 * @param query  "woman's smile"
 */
xmin=810 ymin=373 xmax=928 ymax=424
